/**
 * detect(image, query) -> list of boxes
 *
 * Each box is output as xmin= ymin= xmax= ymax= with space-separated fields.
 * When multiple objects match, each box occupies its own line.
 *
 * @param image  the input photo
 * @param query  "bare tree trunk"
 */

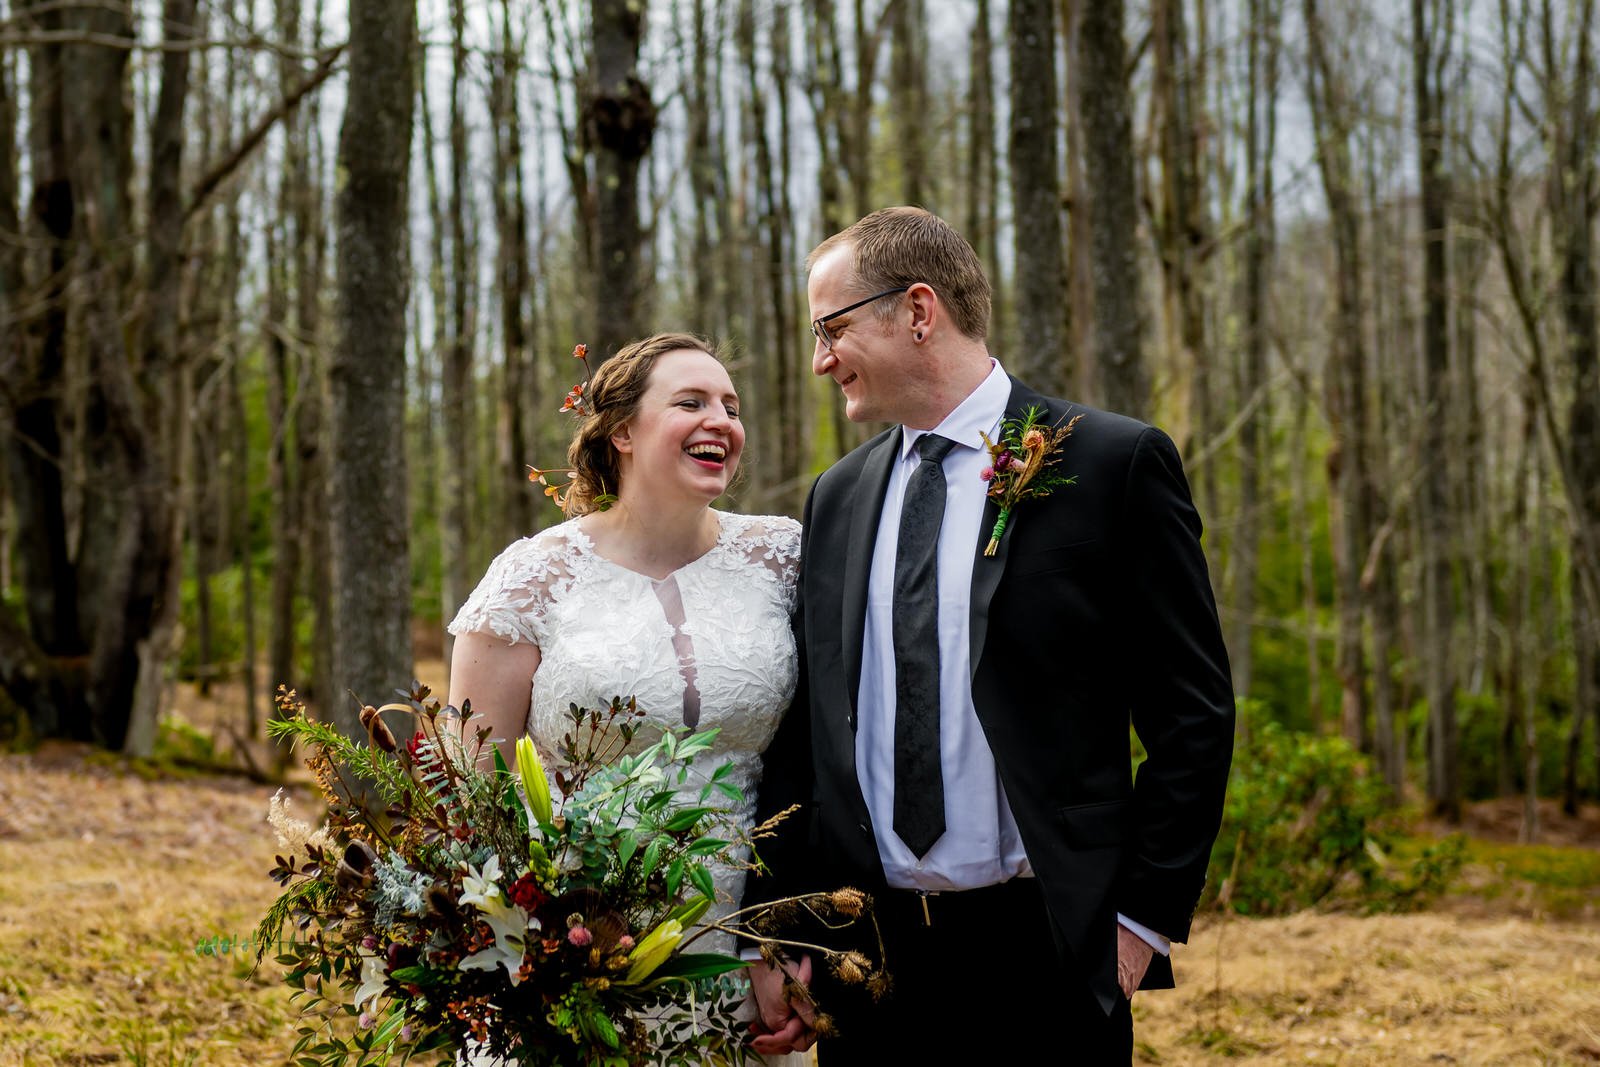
xmin=266 ymin=0 xmax=302 ymax=709
xmin=330 ymin=0 xmax=415 ymax=738
xmin=891 ymin=0 xmax=927 ymax=205
xmin=490 ymin=0 xmax=537 ymax=546
xmin=4 ymin=0 xmax=89 ymax=739
xmin=1074 ymin=0 xmax=1146 ymax=418
xmin=849 ymin=0 xmax=881 ymax=219
xmin=804 ymin=0 xmax=855 ymax=456
xmin=968 ymin=0 xmax=1004 ymax=359
xmin=116 ymin=0 xmax=198 ymax=756
xmin=1304 ymin=0 xmax=1373 ymax=750
xmin=221 ymin=8 xmax=258 ymax=733
xmin=1062 ymin=0 xmax=1091 ymax=400
xmin=1413 ymin=0 xmax=1460 ymax=820
xmin=1231 ymin=0 xmax=1280 ymax=703
xmin=1509 ymin=373 xmax=1539 ymax=839
xmin=965 ymin=0 xmax=996 ymax=280
xmin=688 ymin=0 xmax=721 ymax=330
xmin=589 ymin=0 xmax=656 ymax=363
xmin=1549 ymin=0 xmax=1600 ymax=813
xmin=300 ymin=0 xmax=334 ymax=715
xmin=187 ymin=30 xmax=221 ymax=699
xmin=416 ymin=51 xmax=444 ymax=614
xmin=0 ymin=29 xmax=13 ymax=599
xmin=770 ymin=2 xmax=801 ymax=513
xmin=1152 ymin=0 xmax=1214 ymax=504
xmin=1009 ymin=0 xmax=1066 ymax=391
xmin=440 ymin=0 xmax=474 ymax=649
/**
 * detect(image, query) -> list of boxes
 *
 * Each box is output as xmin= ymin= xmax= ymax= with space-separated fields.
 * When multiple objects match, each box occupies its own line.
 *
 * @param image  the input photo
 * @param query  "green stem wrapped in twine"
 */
xmin=984 ymin=508 xmax=1012 ymax=557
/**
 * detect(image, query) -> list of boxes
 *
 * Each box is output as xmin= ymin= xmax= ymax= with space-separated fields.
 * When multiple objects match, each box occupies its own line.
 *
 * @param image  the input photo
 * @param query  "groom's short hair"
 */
xmin=808 ymin=207 xmax=991 ymax=341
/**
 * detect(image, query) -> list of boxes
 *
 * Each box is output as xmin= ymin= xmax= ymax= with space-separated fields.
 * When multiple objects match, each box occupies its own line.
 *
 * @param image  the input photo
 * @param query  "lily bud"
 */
xmin=515 ymin=737 xmax=553 ymax=825
xmin=666 ymin=895 xmax=711 ymax=928
xmin=622 ymin=919 xmax=682 ymax=984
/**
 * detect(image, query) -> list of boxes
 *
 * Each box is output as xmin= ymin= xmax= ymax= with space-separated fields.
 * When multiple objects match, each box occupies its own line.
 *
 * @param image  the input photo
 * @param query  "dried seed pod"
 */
xmin=336 ymin=840 xmax=380 ymax=890
xmin=359 ymin=704 xmax=399 ymax=753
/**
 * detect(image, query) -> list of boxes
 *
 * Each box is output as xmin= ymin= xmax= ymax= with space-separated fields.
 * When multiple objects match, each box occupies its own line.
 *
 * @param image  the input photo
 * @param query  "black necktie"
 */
xmin=893 ymin=432 xmax=956 ymax=859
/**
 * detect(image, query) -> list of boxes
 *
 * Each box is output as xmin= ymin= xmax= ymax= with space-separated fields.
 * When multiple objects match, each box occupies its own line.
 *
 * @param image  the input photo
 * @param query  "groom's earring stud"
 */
xmin=915 ymin=331 xmax=924 ymax=342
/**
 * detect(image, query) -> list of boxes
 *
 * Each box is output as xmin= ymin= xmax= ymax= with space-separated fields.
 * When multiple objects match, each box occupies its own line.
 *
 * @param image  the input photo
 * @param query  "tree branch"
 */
xmin=184 ymin=44 xmax=345 ymax=226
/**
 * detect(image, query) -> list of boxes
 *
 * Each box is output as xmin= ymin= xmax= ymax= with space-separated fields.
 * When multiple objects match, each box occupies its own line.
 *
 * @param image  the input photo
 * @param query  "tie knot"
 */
xmin=916 ymin=433 xmax=957 ymax=465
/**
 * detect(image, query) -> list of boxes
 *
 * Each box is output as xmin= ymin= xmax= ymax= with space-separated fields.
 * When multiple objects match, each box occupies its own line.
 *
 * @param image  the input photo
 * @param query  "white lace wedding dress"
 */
xmin=448 ymin=509 xmax=808 ymax=1065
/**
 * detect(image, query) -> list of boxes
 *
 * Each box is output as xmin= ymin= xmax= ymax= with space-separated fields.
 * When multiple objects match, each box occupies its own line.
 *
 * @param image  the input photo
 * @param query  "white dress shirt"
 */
xmin=856 ymin=359 xmax=1169 ymax=955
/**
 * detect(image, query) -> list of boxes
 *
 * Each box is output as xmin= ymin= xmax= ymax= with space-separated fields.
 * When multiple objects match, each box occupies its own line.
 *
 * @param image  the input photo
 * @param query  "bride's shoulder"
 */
xmin=482 ymin=519 xmax=589 ymax=576
xmin=719 ymin=510 xmax=800 ymax=549
xmin=717 ymin=512 xmax=801 ymax=582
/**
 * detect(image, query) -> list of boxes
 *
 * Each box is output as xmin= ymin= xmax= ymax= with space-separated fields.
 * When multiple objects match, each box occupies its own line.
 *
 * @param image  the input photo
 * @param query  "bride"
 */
xmin=446 ymin=333 xmax=810 ymax=1064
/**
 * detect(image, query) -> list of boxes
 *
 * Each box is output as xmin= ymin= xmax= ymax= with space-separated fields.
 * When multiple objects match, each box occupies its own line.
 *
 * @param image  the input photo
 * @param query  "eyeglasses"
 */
xmin=809 ymin=287 xmax=909 ymax=350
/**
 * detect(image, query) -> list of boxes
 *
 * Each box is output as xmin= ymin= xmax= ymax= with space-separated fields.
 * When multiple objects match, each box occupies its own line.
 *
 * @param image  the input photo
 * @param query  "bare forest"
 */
xmin=2 ymin=0 xmax=1599 ymax=838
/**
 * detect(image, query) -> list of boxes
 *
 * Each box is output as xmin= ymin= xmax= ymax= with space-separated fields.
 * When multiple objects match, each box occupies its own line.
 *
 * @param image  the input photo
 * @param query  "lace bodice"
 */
xmin=448 ymin=510 xmax=800 ymax=951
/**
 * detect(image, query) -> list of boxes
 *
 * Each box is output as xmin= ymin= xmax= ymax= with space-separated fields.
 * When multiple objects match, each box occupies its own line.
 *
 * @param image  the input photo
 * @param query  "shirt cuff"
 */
xmin=1117 ymin=913 xmax=1171 ymax=956
xmin=739 ymin=947 xmax=764 ymax=962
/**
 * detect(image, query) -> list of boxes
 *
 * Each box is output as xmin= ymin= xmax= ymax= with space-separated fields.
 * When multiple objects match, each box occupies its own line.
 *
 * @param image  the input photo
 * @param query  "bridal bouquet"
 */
xmin=257 ymin=685 xmax=882 ymax=1066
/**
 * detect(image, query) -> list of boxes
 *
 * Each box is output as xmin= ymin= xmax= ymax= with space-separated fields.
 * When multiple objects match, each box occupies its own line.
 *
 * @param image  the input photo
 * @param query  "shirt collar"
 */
xmin=899 ymin=359 xmax=1010 ymax=462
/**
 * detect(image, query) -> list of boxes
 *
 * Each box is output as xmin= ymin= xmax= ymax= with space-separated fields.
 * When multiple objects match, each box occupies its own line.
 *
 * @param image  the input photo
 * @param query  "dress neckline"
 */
xmin=569 ymin=510 xmax=731 ymax=584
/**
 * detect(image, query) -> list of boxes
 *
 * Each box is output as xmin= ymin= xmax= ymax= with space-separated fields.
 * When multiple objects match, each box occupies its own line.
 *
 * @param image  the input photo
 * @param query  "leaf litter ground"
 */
xmin=1 ymin=692 xmax=1597 ymax=1065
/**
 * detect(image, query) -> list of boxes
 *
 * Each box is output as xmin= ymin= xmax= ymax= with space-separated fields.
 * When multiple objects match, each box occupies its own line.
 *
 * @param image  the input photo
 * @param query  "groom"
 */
xmin=748 ymin=207 xmax=1235 ymax=1063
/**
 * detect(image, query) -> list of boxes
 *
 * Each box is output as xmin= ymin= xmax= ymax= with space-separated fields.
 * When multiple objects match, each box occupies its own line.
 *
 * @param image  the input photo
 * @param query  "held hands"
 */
xmin=748 ymin=952 xmax=818 ymax=1055
xmin=1116 ymin=923 xmax=1156 ymax=1001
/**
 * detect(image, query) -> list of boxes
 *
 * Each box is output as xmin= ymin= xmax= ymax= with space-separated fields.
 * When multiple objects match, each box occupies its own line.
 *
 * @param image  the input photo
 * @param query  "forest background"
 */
xmin=4 ymin=0 xmax=1598 ymax=828
xmin=2 ymin=0 xmax=1600 ymax=1062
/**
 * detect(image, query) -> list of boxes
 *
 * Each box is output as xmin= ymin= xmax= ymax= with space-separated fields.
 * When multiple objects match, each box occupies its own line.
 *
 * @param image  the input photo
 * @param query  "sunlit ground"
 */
xmin=2 ymin=687 xmax=1597 ymax=1066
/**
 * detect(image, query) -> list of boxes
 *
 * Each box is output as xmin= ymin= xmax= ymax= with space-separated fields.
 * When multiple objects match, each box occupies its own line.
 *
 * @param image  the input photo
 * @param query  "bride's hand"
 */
xmin=748 ymin=952 xmax=817 ymax=1054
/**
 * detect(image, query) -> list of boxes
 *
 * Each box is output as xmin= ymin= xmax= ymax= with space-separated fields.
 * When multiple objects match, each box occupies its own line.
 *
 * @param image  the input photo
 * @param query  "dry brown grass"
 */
xmin=0 ymin=744 xmax=296 ymax=1065
xmin=1137 ymin=911 xmax=1600 ymax=1065
xmin=2 ymin=699 xmax=1598 ymax=1065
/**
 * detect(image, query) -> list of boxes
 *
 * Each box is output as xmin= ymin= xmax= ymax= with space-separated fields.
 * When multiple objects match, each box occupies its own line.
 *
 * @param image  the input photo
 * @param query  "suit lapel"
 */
xmin=841 ymin=428 xmax=902 ymax=722
xmin=969 ymin=377 xmax=1048 ymax=679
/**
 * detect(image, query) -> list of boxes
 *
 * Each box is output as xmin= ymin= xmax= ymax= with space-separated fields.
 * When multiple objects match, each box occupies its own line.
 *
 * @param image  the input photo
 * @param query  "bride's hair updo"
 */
xmin=563 ymin=332 xmax=729 ymax=517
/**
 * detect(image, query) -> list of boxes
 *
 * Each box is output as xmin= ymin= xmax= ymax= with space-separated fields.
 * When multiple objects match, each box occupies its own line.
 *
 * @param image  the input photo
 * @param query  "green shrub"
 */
xmin=1441 ymin=690 xmax=1585 ymax=800
xmin=1360 ymin=833 xmax=1468 ymax=913
xmin=152 ymin=715 xmax=219 ymax=769
xmin=1206 ymin=714 xmax=1391 ymax=915
xmin=1203 ymin=706 xmax=1463 ymax=917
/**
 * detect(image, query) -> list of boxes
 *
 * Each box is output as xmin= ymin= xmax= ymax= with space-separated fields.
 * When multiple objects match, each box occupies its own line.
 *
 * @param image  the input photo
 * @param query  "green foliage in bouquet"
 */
xmin=256 ymin=685 xmax=885 ymax=1066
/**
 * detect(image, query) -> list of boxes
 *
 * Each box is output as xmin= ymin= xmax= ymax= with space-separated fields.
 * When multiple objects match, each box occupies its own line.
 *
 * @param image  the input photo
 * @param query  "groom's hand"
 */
xmin=1116 ymin=924 xmax=1155 ymax=1000
xmin=748 ymin=953 xmax=818 ymax=1054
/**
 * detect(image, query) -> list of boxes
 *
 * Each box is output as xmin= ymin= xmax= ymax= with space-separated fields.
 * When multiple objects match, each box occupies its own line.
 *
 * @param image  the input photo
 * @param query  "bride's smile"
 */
xmin=610 ymin=346 xmax=745 ymax=508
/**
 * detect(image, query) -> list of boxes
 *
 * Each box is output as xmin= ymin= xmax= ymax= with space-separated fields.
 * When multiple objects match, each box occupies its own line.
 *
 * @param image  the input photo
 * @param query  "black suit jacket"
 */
xmin=751 ymin=376 xmax=1235 ymax=1014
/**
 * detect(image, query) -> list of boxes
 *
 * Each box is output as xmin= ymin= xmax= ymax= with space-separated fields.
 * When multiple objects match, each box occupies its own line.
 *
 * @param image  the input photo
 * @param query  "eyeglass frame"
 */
xmin=809 ymin=286 xmax=910 ymax=350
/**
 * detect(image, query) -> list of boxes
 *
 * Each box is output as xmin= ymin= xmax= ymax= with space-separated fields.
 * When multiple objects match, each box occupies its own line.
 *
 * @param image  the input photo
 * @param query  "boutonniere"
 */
xmin=978 ymin=406 xmax=1084 ymax=556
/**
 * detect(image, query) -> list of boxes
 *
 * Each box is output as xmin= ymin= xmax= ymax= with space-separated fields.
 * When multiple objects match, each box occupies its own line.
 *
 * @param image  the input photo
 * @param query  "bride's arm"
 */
xmin=447 ymin=630 xmax=541 ymax=770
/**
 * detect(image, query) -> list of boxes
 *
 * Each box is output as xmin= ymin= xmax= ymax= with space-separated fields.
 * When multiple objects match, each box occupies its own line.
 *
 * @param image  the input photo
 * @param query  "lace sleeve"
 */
xmin=727 ymin=513 xmax=802 ymax=614
xmin=446 ymin=528 xmax=581 ymax=646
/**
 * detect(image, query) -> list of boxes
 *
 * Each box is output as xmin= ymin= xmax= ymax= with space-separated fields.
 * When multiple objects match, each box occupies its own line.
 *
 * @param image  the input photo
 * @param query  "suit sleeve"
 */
xmin=743 ymin=481 xmax=820 ymax=912
xmin=1113 ymin=427 xmax=1235 ymax=943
